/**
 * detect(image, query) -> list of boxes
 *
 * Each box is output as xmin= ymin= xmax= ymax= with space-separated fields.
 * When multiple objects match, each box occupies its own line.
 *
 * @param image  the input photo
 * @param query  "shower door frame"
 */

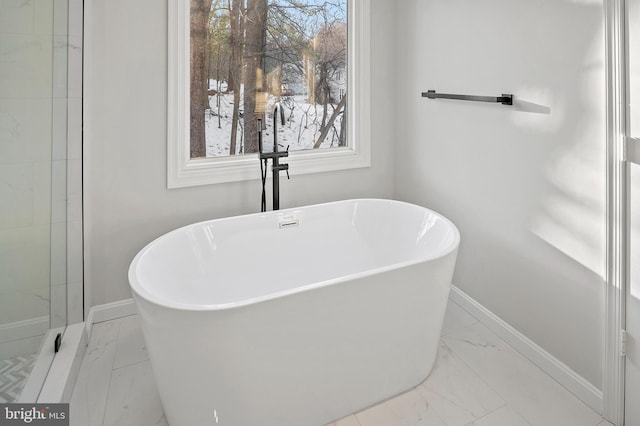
xmin=603 ymin=0 xmax=627 ymax=425
xmin=602 ymin=0 xmax=640 ymax=424
xmin=17 ymin=0 xmax=85 ymax=403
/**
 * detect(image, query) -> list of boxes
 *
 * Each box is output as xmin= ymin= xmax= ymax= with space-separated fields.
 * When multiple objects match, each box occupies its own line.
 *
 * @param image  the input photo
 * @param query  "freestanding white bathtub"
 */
xmin=129 ymin=199 xmax=459 ymax=426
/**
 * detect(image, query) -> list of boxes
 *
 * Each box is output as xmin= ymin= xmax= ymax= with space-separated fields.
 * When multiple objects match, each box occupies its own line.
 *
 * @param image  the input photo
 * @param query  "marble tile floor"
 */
xmin=69 ymin=300 xmax=614 ymax=426
xmin=0 ymin=352 xmax=37 ymax=403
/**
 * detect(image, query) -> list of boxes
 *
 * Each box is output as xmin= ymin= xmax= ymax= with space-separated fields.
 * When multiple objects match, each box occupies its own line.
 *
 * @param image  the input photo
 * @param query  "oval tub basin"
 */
xmin=129 ymin=198 xmax=460 ymax=426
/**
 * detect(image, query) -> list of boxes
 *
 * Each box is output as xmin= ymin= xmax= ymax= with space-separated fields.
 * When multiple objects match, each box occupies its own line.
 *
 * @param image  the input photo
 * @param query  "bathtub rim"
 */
xmin=128 ymin=198 xmax=460 ymax=312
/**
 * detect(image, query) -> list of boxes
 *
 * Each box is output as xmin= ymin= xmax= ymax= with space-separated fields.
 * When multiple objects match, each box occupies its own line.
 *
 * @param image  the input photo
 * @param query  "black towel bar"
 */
xmin=422 ymin=90 xmax=513 ymax=106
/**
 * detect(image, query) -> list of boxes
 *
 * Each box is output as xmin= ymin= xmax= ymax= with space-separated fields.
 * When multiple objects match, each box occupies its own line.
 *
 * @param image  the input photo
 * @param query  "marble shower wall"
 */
xmin=0 ymin=0 xmax=83 ymax=350
xmin=0 ymin=0 xmax=56 ymax=331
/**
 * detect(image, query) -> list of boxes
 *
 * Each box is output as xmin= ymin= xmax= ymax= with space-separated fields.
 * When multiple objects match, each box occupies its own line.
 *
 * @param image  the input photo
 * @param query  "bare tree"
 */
xmin=208 ymin=2 xmax=232 ymax=130
xmin=243 ymin=0 xmax=268 ymax=153
xmin=310 ymin=20 xmax=347 ymax=148
xmin=313 ymin=94 xmax=345 ymax=148
xmin=190 ymin=0 xmax=214 ymax=158
xmin=228 ymin=0 xmax=243 ymax=155
xmin=193 ymin=0 xmax=347 ymax=156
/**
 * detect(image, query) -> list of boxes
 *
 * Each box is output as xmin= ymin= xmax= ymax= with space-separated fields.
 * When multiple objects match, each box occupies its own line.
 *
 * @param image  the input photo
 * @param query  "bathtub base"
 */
xmin=135 ymin=256 xmax=454 ymax=426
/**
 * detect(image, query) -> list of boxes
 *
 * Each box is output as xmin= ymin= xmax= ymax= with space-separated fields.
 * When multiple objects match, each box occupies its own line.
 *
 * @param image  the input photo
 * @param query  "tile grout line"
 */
xmin=442 ymin=307 xmax=608 ymax=425
xmin=111 ymin=357 xmax=149 ymax=372
xmin=97 ymin=318 xmax=123 ymax=426
xmin=465 ymin=403 xmax=528 ymax=426
xmin=440 ymin=299 xmax=479 ymax=337
xmin=439 ymin=323 xmax=536 ymax=425
xmin=418 ymin=339 xmax=506 ymax=426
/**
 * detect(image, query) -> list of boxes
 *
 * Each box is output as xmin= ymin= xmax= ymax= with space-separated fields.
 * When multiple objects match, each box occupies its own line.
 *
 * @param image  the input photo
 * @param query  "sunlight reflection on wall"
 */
xmin=631 ymin=165 xmax=640 ymax=299
xmin=524 ymin=35 xmax=606 ymax=280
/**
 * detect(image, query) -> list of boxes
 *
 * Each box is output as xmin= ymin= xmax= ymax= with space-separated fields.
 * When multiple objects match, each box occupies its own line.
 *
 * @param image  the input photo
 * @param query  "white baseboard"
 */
xmin=0 ymin=316 xmax=49 ymax=344
xmin=0 ymin=335 xmax=46 ymax=359
xmin=449 ymin=285 xmax=603 ymax=415
xmin=0 ymin=316 xmax=49 ymax=359
xmin=85 ymin=299 xmax=136 ymax=338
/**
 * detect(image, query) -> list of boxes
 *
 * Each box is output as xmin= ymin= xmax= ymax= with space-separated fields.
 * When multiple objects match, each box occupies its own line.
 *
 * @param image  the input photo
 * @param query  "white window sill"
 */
xmin=168 ymin=145 xmax=370 ymax=188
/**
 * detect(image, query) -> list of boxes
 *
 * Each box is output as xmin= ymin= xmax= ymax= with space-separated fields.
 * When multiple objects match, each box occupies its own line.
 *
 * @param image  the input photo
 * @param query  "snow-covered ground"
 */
xmin=205 ymin=83 xmax=344 ymax=157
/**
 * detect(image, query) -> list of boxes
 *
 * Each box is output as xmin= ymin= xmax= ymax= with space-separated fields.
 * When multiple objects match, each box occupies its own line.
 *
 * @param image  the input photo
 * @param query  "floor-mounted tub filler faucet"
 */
xmin=258 ymin=102 xmax=289 ymax=212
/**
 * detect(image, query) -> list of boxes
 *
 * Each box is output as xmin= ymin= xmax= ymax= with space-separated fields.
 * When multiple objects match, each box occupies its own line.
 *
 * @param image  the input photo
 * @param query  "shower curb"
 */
xmin=36 ymin=323 xmax=87 ymax=403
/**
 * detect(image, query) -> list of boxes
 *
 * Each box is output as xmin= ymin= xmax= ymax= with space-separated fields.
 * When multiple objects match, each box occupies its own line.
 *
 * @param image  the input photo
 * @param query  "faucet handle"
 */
xmin=285 ymin=146 xmax=290 ymax=179
xmin=274 ymin=163 xmax=290 ymax=179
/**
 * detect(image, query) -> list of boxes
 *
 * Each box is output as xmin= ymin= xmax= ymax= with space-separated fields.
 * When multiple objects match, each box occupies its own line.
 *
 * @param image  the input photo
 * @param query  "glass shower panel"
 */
xmin=51 ymin=0 xmax=70 ymax=332
xmin=0 ymin=0 xmax=69 ymax=402
xmin=631 ymin=0 xmax=640 ymax=138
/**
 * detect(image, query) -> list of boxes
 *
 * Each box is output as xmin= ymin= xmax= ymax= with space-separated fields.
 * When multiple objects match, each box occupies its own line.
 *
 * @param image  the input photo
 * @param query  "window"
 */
xmin=168 ymin=0 xmax=370 ymax=188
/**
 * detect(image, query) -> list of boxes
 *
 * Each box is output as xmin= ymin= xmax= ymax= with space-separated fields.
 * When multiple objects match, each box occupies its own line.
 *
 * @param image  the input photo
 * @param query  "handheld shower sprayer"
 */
xmin=258 ymin=103 xmax=289 ymax=211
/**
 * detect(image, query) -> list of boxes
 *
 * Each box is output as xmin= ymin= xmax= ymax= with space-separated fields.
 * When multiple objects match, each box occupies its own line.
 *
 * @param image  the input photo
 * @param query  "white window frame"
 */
xmin=167 ymin=0 xmax=370 ymax=188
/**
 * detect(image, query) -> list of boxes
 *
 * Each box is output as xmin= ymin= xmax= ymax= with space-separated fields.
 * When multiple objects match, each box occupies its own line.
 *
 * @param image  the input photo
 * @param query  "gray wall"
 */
xmin=83 ymin=0 xmax=397 ymax=307
xmin=395 ymin=0 xmax=606 ymax=388
xmin=85 ymin=0 xmax=608 ymax=392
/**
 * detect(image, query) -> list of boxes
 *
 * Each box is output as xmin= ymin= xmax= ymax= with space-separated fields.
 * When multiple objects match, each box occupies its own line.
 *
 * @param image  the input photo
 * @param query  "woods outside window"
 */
xmin=168 ymin=0 xmax=370 ymax=188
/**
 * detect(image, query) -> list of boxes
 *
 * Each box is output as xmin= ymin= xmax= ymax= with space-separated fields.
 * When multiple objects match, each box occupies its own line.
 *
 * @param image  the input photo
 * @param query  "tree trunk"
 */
xmin=228 ymin=0 xmax=243 ymax=154
xmin=319 ymin=64 xmax=328 ymax=130
xmin=338 ymin=99 xmax=347 ymax=146
xmin=243 ymin=0 xmax=267 ymax=153
xmin=314 ymin=94 xmax=346 ymax=149
xmin=190 ymin=0 xmax=213 ymax=158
